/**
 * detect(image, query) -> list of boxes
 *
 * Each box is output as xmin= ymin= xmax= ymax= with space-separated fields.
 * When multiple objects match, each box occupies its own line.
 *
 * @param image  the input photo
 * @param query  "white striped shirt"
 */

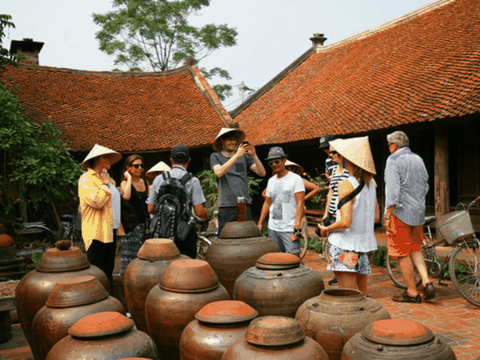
xmin=328 ymin=168 xmax=350 ymax=215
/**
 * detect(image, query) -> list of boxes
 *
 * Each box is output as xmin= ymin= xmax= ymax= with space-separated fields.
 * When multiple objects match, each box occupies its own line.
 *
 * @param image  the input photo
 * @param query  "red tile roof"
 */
xmin=4 ymin=64 xmax=231 ymax=152
xmin=233 ymin=0 xmax=480 ymax=145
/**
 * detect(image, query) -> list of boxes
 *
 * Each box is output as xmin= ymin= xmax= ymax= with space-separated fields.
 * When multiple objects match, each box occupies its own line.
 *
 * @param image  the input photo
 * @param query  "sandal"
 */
xmin=423 ymin=282 xmax=435 ymax=301
xmin=392 ymin=290 xmax=422 ymax=303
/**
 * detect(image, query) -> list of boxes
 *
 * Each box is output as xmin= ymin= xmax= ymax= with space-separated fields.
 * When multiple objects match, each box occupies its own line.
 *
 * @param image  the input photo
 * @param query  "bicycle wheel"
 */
xmin=386 ymin=254 xmax=422 ymax=289
xmin=449 ymin=240 xmax=480 ymax=307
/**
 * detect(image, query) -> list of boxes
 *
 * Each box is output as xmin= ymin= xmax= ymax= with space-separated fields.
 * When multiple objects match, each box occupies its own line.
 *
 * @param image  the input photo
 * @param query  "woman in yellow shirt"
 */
xmin=78 ymin=144 xmax=121 ymax=290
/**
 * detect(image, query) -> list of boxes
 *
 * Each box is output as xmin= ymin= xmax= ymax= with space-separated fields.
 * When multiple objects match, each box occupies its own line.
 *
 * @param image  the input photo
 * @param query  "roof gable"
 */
xmin=233 ymin=0 xmax=480 ymax=145
xmin=4 ymin=64 xmax=230 ymax=152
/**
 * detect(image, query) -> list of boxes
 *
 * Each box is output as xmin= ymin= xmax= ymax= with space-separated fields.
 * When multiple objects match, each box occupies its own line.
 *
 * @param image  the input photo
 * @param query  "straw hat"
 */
xmin=212 ymin=128 xmax=246 ymax=152
xmin=81 ymin=144 xmax=122 ymax=170
xmin=285 ymin=160 xmax=304 ymax=175
xmin=145 ymin=161 xmax=171 ymax=180
xmin=329 ymin=137 xmax=376 ymax=174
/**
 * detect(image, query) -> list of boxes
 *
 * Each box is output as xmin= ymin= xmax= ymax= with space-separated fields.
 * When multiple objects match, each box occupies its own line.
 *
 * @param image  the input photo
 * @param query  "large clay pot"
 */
xmin=233 ymin=252 xmax=324 ymax=317
xmin=45 ymin=311 xmax=159 ymax=360
xmin=341 ymin=319 xmax=457 ymax=360
xmin=15 ymin=241 xmax=109 ymax=356
xmin=31 ymin=276 xmax=125 ymax=360
xmin=296 ymin=288 xmax=391 ymax=360
xmin=179 ymin=300 xmax=257 ymax=360
xmin=204 ymin=221 xmax=279 ymax=297
xmin=124 ymin=239 xmax=189 ymax=332
xmin=145 ymin=259 xmax=230 ymax=360
xmin=221 ymin=316 xmax=328 ymax=359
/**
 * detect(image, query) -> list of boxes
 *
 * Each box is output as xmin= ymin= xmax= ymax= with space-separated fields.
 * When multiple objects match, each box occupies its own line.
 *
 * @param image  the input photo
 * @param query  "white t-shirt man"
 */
xmin=266 ymin=171 xmax=305 ymax=232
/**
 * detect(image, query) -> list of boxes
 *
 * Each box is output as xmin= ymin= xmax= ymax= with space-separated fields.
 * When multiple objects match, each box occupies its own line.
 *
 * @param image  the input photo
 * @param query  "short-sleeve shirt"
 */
xmin=266 ymin=171 xmax=305 ymax=232
xmin=147 ymin=165 xmax=206 ymax=213
xmin=210 ymin=152 xmax=255 ymax=206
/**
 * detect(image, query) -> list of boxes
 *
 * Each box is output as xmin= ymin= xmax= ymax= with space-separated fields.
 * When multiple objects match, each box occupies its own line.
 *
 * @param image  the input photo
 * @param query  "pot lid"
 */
xmin=196 ymin=301 xmax=258 ymax=324
xmin=256 ymin=252 xmax=300 ymax=270
xmin=137 ymin=239 xmax=181 ymax=260
xmin=219 ymin=221 xmax=262 ymax=239
xmin=160 ymin=259 xmax=219 ymax=293
xmin=245 ymin=316 xmax=305 ymax=346
xmin=36 ymin=242 xmax=90 ymax=272
xmin=46 ymin=275 xmax=109 ymax=308
xmin=363 ymin=319 xmax=434 ymax=346
xmin=69 ymin=311 xmax=134 ymax=338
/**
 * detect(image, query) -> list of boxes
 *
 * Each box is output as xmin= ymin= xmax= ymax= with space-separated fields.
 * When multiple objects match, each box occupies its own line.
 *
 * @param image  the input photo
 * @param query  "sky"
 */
xmin=2 ymin=0 xmax=436 ymax=110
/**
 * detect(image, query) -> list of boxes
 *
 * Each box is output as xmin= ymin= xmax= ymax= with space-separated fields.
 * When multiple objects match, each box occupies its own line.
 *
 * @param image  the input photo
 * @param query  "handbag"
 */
xmin=120 ymin=198 xmax=140 ymax=234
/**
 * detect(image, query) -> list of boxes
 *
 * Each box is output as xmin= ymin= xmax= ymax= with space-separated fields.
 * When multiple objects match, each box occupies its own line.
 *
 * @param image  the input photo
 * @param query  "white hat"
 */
xmin=329 ymin=137 xmax=376 ymax=175
xmin=212 ymin=128 xmax=246 ymax=152
xmin=145 ymin=161 xmax=171 ymax=180
xmin=81 ymin=144 xmax=121 ymax=170
xmin=285 ymin=160 xmax=304 ymax=175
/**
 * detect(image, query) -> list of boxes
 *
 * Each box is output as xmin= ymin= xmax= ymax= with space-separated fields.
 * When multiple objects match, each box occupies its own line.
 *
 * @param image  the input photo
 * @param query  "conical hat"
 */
xmin=329 ymin=137 xmax=376 ymax=175
xmin=212 ymin=128 xmax=246 ymax=151
xmin=145 ymin=161 xmax=171 ymax=180
xmin=285 ymin=160 xmax=304 ymax=175
xmin=81 ymin=144 xmax=122 ymax=170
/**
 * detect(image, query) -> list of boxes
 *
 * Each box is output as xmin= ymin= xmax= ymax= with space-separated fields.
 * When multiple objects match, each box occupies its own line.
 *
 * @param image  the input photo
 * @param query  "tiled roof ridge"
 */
xmin=317 ymin=0 xmax=455 ymax=52
xmin=230 ymin=47 xmax=315 ymax=118
xmin=14 ymin=63 xmax=191 ymax=77
xmin=187 ymin=64 xmax=232 ymax=126
xmin=231 ymin=0 xmax=454 ymax=120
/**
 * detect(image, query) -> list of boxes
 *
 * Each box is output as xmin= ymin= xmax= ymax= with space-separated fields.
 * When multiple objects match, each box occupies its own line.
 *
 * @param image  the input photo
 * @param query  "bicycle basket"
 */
xmin=436 ymin=210 xmax=475 ymax=244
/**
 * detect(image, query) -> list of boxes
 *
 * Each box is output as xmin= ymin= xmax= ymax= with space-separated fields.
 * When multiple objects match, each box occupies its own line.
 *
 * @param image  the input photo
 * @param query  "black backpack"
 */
xmin=149 ymin=172 xmax=193 ymax=242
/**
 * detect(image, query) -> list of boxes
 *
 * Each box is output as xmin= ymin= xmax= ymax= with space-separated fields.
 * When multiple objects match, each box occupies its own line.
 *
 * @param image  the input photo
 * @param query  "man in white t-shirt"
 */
xmin=258 ymin=147 xmax=305 ymax=254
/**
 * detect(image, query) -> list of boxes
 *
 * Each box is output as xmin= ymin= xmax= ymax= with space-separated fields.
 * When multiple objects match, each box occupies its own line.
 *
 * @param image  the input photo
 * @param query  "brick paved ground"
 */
xmin=2 ymin=234 xmax=480 ymax=360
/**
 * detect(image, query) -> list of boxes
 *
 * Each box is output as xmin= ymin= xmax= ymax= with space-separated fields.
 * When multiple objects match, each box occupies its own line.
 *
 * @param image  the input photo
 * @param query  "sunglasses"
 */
xmin=329 ymin=151 xmax=338 ymax=156
xmin=268 ymin=160 xmax=281 ymax=166
xmin=131 ymin=164 xmax=144 ymax=169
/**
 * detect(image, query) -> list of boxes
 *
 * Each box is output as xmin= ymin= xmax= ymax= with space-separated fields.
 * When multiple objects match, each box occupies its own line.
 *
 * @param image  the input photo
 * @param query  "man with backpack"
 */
xmin=147 ymin=144 xmax=208 ymax=258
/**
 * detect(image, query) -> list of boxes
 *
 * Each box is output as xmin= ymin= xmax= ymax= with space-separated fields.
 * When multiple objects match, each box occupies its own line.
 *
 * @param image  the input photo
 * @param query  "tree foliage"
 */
xmin=93 ymin=0 xmax=238 ymax=100
xmin=0 ymin=15 xmax=83 ymax=234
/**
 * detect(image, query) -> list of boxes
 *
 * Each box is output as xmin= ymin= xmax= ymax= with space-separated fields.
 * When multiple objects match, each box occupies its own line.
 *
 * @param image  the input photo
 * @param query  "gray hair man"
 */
xmin=384 ymin=131 xmax=434 ymax=303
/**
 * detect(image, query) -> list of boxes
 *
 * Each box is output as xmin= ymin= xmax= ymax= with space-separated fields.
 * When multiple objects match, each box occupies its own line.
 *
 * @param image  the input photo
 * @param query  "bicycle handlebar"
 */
xmin=467 ymin=195 xmax=480 ymax=212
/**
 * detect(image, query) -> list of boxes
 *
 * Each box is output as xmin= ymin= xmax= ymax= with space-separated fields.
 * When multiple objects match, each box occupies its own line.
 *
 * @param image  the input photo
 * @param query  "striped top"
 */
xmin=328 ymin=167 xmax=350 ymax=215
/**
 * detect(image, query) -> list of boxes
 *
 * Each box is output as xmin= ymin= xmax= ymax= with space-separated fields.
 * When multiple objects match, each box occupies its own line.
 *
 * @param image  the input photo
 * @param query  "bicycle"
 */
xmin=386 ymin=195 xmax=480 ymax=307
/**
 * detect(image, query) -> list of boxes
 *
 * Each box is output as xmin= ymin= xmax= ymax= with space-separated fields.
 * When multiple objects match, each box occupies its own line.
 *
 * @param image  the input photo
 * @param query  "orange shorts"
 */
xmin=387 ymin=214 xmax=423 ymax=258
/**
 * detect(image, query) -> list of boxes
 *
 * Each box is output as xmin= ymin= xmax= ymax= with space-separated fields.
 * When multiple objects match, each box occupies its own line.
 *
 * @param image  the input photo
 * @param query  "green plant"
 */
xmin=443 ymin=261 xmax=468 ymax=281
xmin=371 ymin=247 xmax=387 ymax=267
xmin=300 ymin=236 xmax=324 ymax=254
xmin=196 ymin=169 xmax=262 ymax=216
xmin=31 ymin=252 xmax=43 ymax=265
xmin=304 ymin=173 xmax=328 ymax=205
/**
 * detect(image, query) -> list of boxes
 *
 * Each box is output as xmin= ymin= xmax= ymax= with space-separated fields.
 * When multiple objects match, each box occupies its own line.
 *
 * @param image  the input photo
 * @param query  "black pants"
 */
xmin=218 ymin=205 xmax=252 ymax=236
xmin=87 ymin=239 xmax=116 ymax=291
xmin=175 ymin=229 xmax=197 ymax=259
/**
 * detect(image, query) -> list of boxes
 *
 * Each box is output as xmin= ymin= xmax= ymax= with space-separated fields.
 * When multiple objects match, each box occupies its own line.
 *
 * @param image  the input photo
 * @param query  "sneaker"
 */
xmin=392 ymin=290 xmax=422 ymax=303
xmin=423 ymin=282 xmax=435 ymax=301
xmin=328 ymin=278 xmax=338 ymax=286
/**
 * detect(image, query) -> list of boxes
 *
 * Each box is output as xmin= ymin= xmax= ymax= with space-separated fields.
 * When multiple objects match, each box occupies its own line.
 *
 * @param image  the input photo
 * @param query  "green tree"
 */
xmin=0 ymin=14 xmax=83 ymax=235
xmin=93 ymin=0 xmax=238 ymax=100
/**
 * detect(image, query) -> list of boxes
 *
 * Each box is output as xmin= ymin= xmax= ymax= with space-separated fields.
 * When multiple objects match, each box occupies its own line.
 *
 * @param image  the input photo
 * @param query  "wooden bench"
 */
xmin=305 ymin=209 xmax=325 ymax=226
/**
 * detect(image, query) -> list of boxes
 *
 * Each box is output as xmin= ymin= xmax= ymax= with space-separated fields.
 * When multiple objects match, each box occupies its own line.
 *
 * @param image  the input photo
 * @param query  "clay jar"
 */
xmin=295 ymin=288 xmax=391 ymax=360
xmin=221 ymin=316 xmax=328 ymax=359
xmin=123 ymin=239 xmax=189 ymax=332
xmin=341 ymin=319 xmax=457 ymax=360
xmin=204 ymin=221 xmax=279 ymax=297
xmin=179 ymin=300 xmax=258 ymax=360
xmin=145 ymin=259 xmax=230 ymax=360
xmin=46 ymin=311 xmax=159 ymax=360
xmin=15 ymin=241 xmax=109 ymax=353
xmin=31 ymin=276 xmax=125 ymax=360
xmin=233 ymin=252 xmax=324 ymax=318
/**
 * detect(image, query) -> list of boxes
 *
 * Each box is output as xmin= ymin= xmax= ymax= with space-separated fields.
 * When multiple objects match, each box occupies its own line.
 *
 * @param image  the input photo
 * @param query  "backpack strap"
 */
xmin=179 ymin=173 xmax=192 ymax=185
xmin=337 ymin=182 xmax=365 ymax=210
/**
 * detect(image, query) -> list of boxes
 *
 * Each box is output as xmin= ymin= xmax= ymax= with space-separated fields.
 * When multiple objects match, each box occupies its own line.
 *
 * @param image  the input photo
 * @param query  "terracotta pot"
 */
xmin=46 ymin=311 xmax=158 ymax=359
xmin=123 ymin=239 xmax=189 ymax=332
xmin=205 ymin=221 xmax=279 ymax=297
xmin=295 ymin=288 xmax=391 ymax=360
xmin=145 ymin=259 xmax=229 ymax=360
xmin=233 ymin=252 xmax=324 ymax=317
xmin=221 ymin=316 xmax=328 ymax=359
xmin=15 ymin=242 xmax=109 ymax=355
xmin=179 ymin=300 xmax=257 ymax=360
xmin=31 ymin=276 xmax=125 ymax=360
xmin=0 ymin=234 xmax=14 ymax=248
xmin=341 ymin=319 xmax=457 ymax=359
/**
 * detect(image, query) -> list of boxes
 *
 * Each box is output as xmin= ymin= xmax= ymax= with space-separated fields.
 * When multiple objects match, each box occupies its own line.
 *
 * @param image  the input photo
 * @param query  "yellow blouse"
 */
xmin=78 ymin=168 xmax=113 ymax=251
